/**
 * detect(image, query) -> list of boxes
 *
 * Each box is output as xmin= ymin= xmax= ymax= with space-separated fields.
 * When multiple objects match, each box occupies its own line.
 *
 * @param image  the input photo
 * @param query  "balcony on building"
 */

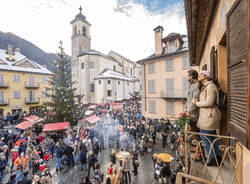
xmin=0 ymin=81 xmax=9 ymax=88
xmin=25 ymin=98 xmax=40 ymax=104
xmin=25 ymin=82 xmax=39 ymax=89
xmin=0 ymin=99 xmax=9 ymax=106
xmin=160 ymin=90 xmax=187 ymax=99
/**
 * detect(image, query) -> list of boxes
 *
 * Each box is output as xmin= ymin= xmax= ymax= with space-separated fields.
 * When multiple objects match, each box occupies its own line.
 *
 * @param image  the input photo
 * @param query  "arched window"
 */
xmin=74 ymin=26 xmax=77 ymax=35
xmin=82 ymin=26 xmax=86 ymax=36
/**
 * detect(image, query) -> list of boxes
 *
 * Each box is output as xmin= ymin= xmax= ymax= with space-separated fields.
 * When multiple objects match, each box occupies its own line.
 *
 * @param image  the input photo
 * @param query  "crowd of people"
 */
xmin=0 ymin=99 xmax=187 ymax=184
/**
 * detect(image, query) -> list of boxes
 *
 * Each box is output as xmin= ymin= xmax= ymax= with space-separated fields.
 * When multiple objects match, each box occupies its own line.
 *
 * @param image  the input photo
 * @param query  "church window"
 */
xmin=82 ymin=26 xmax=86 ymax=36
xmin=90 ymin=61 xmax=94 ymax=69
xmin=74 ymin=26 xmax=77 ymax=35
xmin=107 ymin=90 xmax=112 ymax=97
xmin=90 ymin=83 xmax=95 ymax=92
xmin=81 ymin=63 xmax=84 ymax=69
xmin=113 ymin=65 xmax=116 ymax=71
xmin=99 ymin=80 xmax=101 ymax=84
xmin=107 ymin=80 xmax=111 ymax=84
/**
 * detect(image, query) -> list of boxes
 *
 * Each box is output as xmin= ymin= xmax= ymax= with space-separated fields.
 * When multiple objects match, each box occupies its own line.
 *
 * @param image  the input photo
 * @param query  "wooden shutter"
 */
xmin=210 ymin=46 xmax=218 ymax=80
xmin=227 ymin=0 xmax=249 ymax=147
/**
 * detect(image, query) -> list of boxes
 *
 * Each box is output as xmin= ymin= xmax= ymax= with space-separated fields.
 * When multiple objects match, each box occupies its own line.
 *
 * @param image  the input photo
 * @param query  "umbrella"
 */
xmin=158 ymin=153 xmax=174 ymax=163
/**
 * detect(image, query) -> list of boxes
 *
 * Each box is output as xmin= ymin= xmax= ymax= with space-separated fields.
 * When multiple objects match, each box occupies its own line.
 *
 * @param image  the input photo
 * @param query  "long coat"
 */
xmin=196 ymin=81 xmax=221 ymax=131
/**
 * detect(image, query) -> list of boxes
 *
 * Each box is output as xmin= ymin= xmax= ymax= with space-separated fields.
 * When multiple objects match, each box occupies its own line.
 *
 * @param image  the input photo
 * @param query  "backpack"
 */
xmin=218 ymin=88 xmax=227 ymax=110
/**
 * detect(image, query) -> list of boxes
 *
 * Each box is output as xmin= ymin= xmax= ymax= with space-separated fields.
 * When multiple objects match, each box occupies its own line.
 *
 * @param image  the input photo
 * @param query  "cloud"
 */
xmin=0 ymin=0 xmax=186 ymax=61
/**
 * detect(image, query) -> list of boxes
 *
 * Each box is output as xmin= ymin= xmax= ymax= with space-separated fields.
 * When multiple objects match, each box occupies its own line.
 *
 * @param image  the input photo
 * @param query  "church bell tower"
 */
xmin=71 ymin=6 xmax=91 ymax=62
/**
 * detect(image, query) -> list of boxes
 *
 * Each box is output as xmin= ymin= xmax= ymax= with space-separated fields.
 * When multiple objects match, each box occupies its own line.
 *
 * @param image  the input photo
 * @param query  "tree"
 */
xmin=45 ymin=41 xmax=82 ymax=126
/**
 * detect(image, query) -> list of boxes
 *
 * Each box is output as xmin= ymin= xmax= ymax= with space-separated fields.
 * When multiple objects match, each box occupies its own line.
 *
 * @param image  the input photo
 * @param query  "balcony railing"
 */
xmin=25 ymin=98 xmax=40 ymax=104
xmin=176 ymin=124 xmax=243 ymax=184
xmin=0 ymin=99 xmax=9 ymax=106
xmin=160 ymin=90 xmax=187 ymax=99
xmin=0 ymin=81 xmax=9 ymax=88
xmin=25 ymin=82 xmax=39 ymax=89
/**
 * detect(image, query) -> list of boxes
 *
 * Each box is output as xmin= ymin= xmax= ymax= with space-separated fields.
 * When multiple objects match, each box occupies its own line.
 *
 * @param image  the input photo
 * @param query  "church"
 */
xmin=70 ymin=7 xmax=141 ymax=104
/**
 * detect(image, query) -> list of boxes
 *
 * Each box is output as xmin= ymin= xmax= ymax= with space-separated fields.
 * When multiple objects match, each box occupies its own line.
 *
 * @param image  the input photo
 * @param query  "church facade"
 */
xmin=71 ymin=7 xmax=141 ymax=104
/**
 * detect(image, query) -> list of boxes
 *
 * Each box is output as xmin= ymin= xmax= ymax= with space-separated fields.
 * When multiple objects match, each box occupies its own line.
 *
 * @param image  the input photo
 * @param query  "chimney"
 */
xmin=15 ymin=48 xmax=21 ymax=53
xmin=153 ymin=25 xmax=164 ymax=55
xmin=7 ymin=45 xmax=13 ymax=61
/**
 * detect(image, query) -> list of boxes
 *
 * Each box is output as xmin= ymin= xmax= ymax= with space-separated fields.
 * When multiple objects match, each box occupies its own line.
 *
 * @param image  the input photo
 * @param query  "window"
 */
xmin=0 ymin=74 xmax=4 ymax=85
xmin=90 ymin=83 xmax=95 ymax=92
xmin=182 ymin=77 xmax=189 ymax=97
xmin=99 ymin=80 xmax=101 ymax=84
xmin=90 ymin=61 xmax=94 ymax=69
xmin=113 ymin=65 xmax=116 ymax=71
xmin=29 ymin=76 xmax=35 ymax=85
xmin=82 ymin=26 xmax=86 ymax=36
xmin=131 ymin=68 xmax=133 ymax=75
xmin=148 ymin=63 xmax=155 ymax=74
xmin=13 ymin=91 xmax=21 ymax=99
xmin=0 ymin=91 xmax=4 ymax=104
xmin=118 ymin=80 xmax=120 ymax=85
xmin=148 ymin=80 xmax=155 ymax=93
xmin=166 ymin=78 xmax=174 ymax=96
xmin=74 ymin=25 xmax=77 ymax=35
xmin=168 ymin=40 xmax=177 ymax=53
xmin=182 ymin=56 xmax=190 ymax=69
xmin=149 ymin=100 xmax=156 ymax=114
xmin=41 ymin=91 xmax=47 ymax=98
xmin=166 ymin=101 xmax=175 ymax=115
xmin=41 ymin=77 xmax=47 ymax=84
xmin=13 ymin=75 xmax=21 ymax=82
xmin=166 ymin=60 xmax=174 ymax=71
xmin=107 ymin=80 xmax=111 ymax=84
xmin=107 ymin=90 xmax=112 ymax=97
xmin=81 ymin=63 xmax=84 ymax=69
xmin=29 ymin=91 xmax=35 ymax=102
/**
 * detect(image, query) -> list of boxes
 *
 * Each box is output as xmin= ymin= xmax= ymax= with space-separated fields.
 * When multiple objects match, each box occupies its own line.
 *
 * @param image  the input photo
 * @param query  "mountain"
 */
xmin=0 ymin=31 xmax=71 ymax=71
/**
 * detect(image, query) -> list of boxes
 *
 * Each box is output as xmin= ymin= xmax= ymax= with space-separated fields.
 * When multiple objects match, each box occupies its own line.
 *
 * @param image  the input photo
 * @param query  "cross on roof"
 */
xmin=79 ymin=6 xmax=82 ymax=13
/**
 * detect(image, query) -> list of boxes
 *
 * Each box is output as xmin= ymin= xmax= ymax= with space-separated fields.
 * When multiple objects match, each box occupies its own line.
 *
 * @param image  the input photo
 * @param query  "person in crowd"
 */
xmin=155 ymin=157 xmax=164 ymax=184
xmin=110 ymin=149 xmax=116 ymax=165
xmin=152 ymin=153 xmax=158 ymax=178
xmin=11 ymin=147 xmax=19 ymax=171
xmin=87 ymin=151 xmax=97 ymax=177
xmin=93 ymin=139 xmax=100 ymax=161
xmin=93 ymin=163 xmax=103 ymax=184
xmin=122 ymin=155 xmax=131 ymax=184
xmin=31 ymin=150 xmax=40 ymax=175
xmin=79 ymin=145 xmax=88 ymax=171
xmin=14 ymin=152 xmax=28 ymax=181
xmin=132 ymin=148 xmax=139 ymax=176
xmin=80 ymin=176 xmax=92 ymax=184
xmin=6 ymin=173 xmax=16 ymax=184
xmin=40 ymin=168 xmax=52 ymax=184
xmin=55 ymin=143 xmax=64 ymax=172
xmin=17 ymin=170 xmax=32 ymax=184
xmin=192 ymin=71 xmax=222 ymax=166
xmin=33 ymin=175 xmax=41 ymax=184
xmin=64 ymin=144 xmax=74 ymax=169
xmin=0 ymin=152 xmax=7 ymax=184
xmin=106 ymin=166 xmax=116 ymax=184
xmin=115 ymin=167 xmax=123 ymax=184
xmin=184 ymin=69 xmax=201 ymax=161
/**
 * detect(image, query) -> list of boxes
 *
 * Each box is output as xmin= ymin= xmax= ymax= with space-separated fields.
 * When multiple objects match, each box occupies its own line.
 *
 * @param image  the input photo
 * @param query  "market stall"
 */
xmin=24 ymin=115 xmax=44 ymax=123
xmin=84 ymin=115 xmax=101 ymax=124
xmin=15 ymin=121 xmax=35 ymax=130
xmin=42 ymin=122 xmax=70 ymax=134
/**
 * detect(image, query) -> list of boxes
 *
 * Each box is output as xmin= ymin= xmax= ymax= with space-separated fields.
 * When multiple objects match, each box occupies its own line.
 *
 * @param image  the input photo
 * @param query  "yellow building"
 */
xmin=0 ymin=45 xmax=52 ymax=116
xmin=137 ymin=26 xmax=198 ymax=120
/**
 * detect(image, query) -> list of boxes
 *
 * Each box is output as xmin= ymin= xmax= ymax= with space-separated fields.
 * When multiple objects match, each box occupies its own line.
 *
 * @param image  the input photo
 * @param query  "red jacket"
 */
xmin=12 ymin=152 xmax=19 ymax=163
xmin=43 ymin=153 xmax=50 ymax=161
xmin=39 ymin=136 xmax=44 ymax=143
xmin=39 ymin=162 xmax=46 ymax=171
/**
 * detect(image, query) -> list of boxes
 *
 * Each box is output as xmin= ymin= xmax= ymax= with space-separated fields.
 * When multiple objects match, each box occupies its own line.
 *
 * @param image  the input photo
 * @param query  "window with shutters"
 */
xmin=90 ymin=83 xmax=95 ymax=92
xmin=166 ymin=60 xmax=174 ymax=71
xmin=182 ymin=77 xmax=189 ymax=97
xmin=29 ymin=76 xmax=35 ymax=86
xmin=182 ymin=56 xmax=190 ymax=69
xmin=89 ymin=61 xmax=94 ymax=69
xmin=13 ymin=91 xmax=21 ymax=99
xmin=166 ymin=78 xmax=174 ymax=96
xmin=148 ymin=80 xmax=155 ymax=93
xmin=149 ymin=100 xmax=156 ymax=114
xmin=166 ymin=101 xmax=175 ymax=115
xmin=148 ymin=63 xmax=155 ymax=74
xmin=13 ymin=75 xmax=21 ymax=83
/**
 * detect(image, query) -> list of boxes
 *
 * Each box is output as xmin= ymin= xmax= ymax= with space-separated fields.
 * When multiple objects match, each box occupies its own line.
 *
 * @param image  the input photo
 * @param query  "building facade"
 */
xmin=71 ymin=7 xmax=141 ymax=104
xmin=138 ymin=26 xmax=198 ymax=120
xmin=0 ymin=45 xmax=52 ymax=116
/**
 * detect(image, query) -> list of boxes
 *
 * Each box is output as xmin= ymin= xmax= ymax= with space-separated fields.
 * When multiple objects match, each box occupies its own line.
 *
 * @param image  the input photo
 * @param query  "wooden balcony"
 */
xmin=0 ymin=99 xmax=9 ymax=106
xmin=25 ymin=82 xmax=39 ymax=89
xmin=160 ymin=90 xmax=187 ymax=99
xmin=25 ymin=98 xmax=40 ymax=104
xmin=0 ymin=81 xmax=9 ymax=88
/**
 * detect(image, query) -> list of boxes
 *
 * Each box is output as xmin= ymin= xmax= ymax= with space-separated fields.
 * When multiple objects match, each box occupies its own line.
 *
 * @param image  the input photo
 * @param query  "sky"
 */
xmin=0 ymin=0 xmax=186 ymax=61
